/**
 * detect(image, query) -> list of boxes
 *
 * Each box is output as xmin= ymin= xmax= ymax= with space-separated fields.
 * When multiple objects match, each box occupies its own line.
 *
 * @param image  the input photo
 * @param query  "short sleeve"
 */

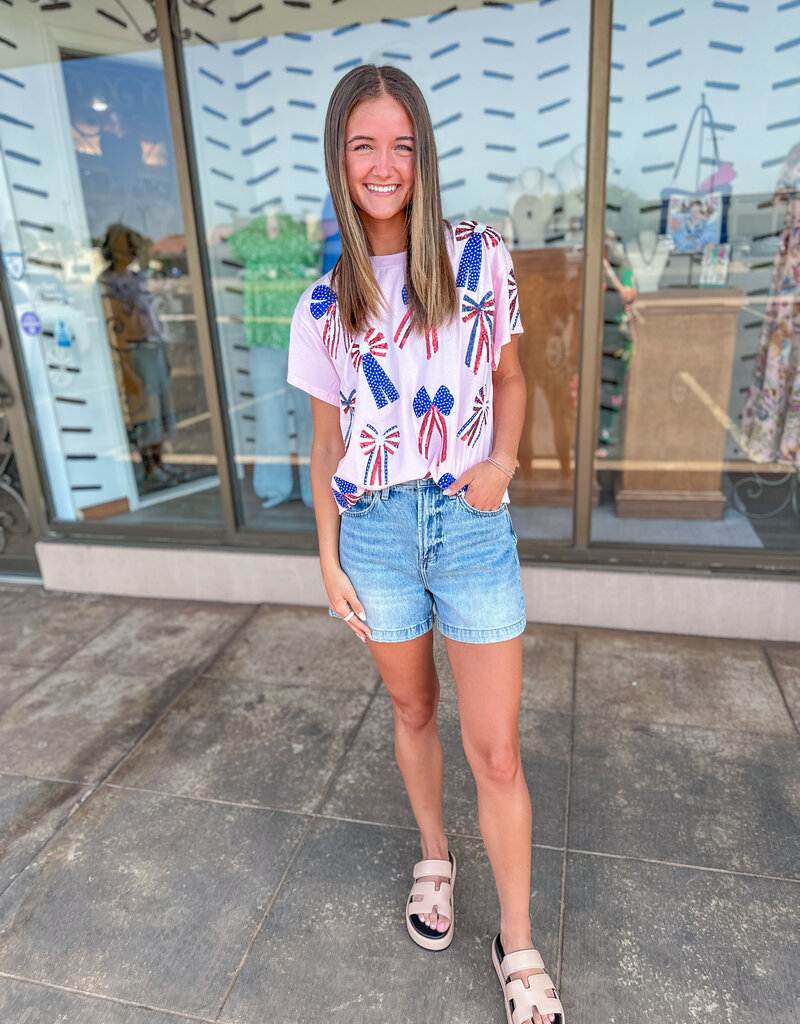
xmin=489 ymin=237 xmax=524 ymax=371
xmin=287 ymin=295 xmax=341 ymax=406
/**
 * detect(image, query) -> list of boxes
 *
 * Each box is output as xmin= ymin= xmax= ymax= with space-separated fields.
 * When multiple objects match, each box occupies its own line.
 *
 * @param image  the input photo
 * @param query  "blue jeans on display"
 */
xmin=249 ymin=346 xmax=314 ymax=508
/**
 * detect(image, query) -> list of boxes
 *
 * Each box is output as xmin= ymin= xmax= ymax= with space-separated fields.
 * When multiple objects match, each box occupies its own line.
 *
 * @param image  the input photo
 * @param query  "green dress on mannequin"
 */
xmin=227 ymin=213 xmax=322 ymax=507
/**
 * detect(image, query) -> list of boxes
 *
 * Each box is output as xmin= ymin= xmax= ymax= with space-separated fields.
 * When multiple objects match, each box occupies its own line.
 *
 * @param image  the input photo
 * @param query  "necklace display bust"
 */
xmin=625 ymin=229 xmax=673 ymax=292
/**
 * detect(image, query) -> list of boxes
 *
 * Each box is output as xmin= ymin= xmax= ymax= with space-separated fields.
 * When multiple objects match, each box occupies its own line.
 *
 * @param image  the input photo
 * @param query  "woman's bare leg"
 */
xmin=367 ymin=629 xmax=451 ymax=932
xmin=445 ymin=634 xmax=555 ymax=1024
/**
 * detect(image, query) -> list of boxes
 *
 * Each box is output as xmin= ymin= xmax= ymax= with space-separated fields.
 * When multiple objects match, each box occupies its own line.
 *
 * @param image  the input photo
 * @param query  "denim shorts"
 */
xmin=329 ymin=477 xmax=526 ymax=644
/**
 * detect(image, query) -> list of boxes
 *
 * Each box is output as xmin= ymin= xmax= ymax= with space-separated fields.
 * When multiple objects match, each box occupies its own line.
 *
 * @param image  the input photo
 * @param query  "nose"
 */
xmin=371 ymin=146 xmax=394 ymax=179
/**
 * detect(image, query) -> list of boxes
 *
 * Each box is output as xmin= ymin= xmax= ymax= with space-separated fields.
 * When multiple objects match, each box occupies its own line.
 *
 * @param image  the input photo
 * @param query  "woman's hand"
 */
xmin=443 ymin=459 xmax=510 ymax=511
xmin=322 ymin=563 xmax=372 ymax=643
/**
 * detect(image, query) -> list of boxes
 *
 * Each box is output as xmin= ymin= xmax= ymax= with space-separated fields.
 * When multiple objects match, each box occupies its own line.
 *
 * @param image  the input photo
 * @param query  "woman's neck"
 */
xmin=361 ymin=210 xmax=408 ymax=256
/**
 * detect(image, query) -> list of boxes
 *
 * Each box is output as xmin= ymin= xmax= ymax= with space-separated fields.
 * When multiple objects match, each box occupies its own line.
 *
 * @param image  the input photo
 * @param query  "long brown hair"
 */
xmin=323 ymin=64 xmax=458 ymax=337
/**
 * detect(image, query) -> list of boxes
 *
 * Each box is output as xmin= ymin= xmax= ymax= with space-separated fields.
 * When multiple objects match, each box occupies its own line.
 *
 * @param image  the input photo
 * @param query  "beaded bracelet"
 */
xmin=487 ymin=456 xmax=515 ymax=479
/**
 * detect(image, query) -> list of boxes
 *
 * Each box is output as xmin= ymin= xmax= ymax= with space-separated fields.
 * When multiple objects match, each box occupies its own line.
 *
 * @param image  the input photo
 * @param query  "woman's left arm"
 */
xmin=443 ymin=336 xmax=526 ymax=510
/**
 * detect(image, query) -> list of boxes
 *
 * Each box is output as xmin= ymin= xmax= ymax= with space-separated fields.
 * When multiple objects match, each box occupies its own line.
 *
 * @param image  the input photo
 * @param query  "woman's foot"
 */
xmin=497 ymin=931 xmax=559 ymax=1024
xmin=412 ymin=869 xmax=451 ymax=933
xmin=412 ymin=837 xmax=450 ymax=933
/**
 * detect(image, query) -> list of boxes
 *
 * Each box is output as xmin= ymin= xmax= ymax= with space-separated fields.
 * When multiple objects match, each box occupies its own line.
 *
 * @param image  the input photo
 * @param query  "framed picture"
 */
xmin=699 ymin=242 xmax=731 ymax=287
xmin=665 ymin=193 xmax=724 ymax=254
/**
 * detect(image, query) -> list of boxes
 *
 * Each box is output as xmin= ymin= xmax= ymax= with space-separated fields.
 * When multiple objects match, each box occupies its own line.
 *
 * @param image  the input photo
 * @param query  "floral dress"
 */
xmin=740 ymin=142 xmax=800 ymax=465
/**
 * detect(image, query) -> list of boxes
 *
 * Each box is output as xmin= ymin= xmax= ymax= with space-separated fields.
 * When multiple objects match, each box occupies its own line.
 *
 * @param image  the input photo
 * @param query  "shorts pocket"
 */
xmin=341 ymin=488 xmax=381 ymax=517
xmin=457 ymin=492 xmax=509 ymax=517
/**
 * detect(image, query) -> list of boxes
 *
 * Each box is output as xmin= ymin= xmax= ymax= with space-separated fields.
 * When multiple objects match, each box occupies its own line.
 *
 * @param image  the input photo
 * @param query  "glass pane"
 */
xmin=0 ymin=3 xmax=223 ymax=528
xmin=177 ymin=0 xmax=590 ymax=542
xmin=593 ymin=0 xmax=800 ymax=551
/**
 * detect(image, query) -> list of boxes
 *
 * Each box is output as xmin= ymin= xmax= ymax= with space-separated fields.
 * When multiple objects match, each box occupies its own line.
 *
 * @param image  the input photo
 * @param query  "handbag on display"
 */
xmin=658 ymin=95 xmax=732 ymax=254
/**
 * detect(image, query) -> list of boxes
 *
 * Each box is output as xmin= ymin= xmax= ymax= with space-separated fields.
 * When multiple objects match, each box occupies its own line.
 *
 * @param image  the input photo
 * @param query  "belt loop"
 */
xmin=381 ymin=486 xmax=390 ymax=500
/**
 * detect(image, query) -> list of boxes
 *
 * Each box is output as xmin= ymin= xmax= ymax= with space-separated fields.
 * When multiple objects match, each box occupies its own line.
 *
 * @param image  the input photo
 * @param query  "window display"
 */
xmin=593 ymin=0 xmax=800 ymax=550
xmin=178 ymin=0 xmax=591 ymax=540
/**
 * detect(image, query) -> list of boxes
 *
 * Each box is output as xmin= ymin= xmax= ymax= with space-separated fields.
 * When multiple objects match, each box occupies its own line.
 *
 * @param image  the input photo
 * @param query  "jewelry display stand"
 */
xmin=625 ymin=229 xmax=673 ymax=293
xmin=614 ymin=287 xmax=743 ymax=519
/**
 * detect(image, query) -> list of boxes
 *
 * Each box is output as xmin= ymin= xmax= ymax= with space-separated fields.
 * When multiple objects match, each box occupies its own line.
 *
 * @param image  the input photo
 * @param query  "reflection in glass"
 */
xmin=593 ymin=1 xmax=800 ymax=550
xmin=0 ymin=6 xmax=222 ymax=527
xmin=179 ymin=0 xmax=590 ymax=540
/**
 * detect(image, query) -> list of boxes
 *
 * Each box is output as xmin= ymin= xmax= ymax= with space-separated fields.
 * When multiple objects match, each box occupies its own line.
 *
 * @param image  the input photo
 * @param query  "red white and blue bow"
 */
xmin=458 ymin=386 xmax=489 ymax=447
xmin=340 ymin=388 xmax=356 ymax=452
xmin=462 ymin=291 xmax=495 ymax=374
xmin=360 ymin=422 xmax=400 ymax=487
xmin=350 ymin=328 xmax=398 ymax=409
xmin=350 ymin=327 xmax=387 ymax=371
xmin=332 ymin=475 xmax=361 ymax=509
xmin=508 ymin=269 xmax=520 ymax=332
xmin=310 ymin=285 xmax=345 ymax=358
xmin=393 ymin=313 xmax=439 ymax=359
xmin=455 ymin=221 xmax=502 ymax=290
xmin=413 ymin=384 xmax=454 ymax=461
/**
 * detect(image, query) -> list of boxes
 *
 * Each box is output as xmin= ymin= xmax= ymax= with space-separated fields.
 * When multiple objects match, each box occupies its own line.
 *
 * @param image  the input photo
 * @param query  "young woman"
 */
xmin=287 ymin=64 xmax=564 ymax=1024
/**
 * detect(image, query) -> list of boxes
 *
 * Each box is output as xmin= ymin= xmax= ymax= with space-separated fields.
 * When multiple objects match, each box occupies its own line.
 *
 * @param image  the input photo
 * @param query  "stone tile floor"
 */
xmin=0 ymin=582 xmax=797 ymax=1024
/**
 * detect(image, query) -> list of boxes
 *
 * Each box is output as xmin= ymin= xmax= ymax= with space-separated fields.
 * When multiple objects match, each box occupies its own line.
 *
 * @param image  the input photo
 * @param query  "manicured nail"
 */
xmin=360 ymin=635 xmax=366 ymax=643
xmin=358 ymin=611 xmax=367 ymax=621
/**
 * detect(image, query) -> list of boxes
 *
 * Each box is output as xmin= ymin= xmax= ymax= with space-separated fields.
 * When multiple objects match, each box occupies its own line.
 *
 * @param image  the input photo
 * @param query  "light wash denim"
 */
xmin=330 ymin=477 xmax=526 ymax=644
xmin=249 ymin=346 xmax=314 ymax=508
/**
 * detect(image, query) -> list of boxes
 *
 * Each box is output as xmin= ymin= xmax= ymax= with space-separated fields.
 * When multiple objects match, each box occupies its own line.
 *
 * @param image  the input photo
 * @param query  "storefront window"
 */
xmin=178 ymin=0 xmax=590 ymax=541
xmin=0 ymin=3 xmax=223 ymax=528
xmin=593 ymin=0 xmax=800 ymax=551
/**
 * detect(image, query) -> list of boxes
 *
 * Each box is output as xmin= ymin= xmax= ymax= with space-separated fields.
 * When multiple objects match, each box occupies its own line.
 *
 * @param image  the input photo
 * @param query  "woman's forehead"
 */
xmin=346 ymin=94 xmax=413 ymax=136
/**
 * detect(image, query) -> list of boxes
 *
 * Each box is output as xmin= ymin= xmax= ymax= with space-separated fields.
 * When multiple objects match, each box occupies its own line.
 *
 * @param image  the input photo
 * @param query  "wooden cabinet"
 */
xmin=615 ymin=287 xmax=743 ymax=519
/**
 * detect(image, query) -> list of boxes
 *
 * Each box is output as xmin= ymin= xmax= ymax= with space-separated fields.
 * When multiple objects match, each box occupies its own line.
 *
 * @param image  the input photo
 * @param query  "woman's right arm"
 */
xmin=310 ymin=397 xmax=371 ymax=641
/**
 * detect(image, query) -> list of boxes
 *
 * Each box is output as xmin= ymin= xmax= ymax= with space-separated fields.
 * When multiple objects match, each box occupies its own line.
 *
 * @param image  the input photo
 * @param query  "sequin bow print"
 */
xmin=360 ymin=422 xmax=400 ymax=487
xmin=413 ymin=385 xmax=454 ymax=461
xmin=462 ymin=291 xmax=495 ymax=374
xmin=331 ymin=475 xmax=360 ymax=509
xmin=340 ymin=388 xmax=356 ymax=452
xmin=455 ymin=221 xmax=502 ymax=290
xmin=458 ymin=385 xmax=489 ymax=446
xmin=350 ymin=328 xmax=399 ymax=409
xmin=310 ymin=285 xmax=345 ymax=358
xmin=393 ymin=313 xmax=439 ymax=359
xmin=393 ymin=283 xmax=439 ymax=358
xmin=508 ymin=268 xmax=520 ymax=332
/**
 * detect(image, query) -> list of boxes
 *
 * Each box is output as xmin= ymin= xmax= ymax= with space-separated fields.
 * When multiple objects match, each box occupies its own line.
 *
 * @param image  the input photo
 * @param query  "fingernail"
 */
xmin=358 ymin=612 xmax=367 ymax=621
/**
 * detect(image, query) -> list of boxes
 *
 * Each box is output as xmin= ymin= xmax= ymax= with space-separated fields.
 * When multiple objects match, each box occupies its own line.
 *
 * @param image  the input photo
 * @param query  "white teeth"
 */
xmin=365 ymin=184 xmax=399 ymax=193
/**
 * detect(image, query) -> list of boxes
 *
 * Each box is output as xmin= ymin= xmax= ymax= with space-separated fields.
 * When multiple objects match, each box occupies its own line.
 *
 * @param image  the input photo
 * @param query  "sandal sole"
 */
xmin=405 ymin=852 xmax=456 ymax=951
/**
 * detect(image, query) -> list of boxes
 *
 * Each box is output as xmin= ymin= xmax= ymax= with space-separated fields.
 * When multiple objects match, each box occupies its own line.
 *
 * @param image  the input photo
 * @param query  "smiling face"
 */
xmin=344 ymin=92 xmax=415 ymax=249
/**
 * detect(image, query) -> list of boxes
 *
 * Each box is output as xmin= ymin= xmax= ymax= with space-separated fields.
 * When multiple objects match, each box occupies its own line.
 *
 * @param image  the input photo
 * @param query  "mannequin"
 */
xmin=506 ymin=168 xmax=558 ymax=248
xmin=740 ymin=140 xmax=800 ymax=464
xmin=98 ymin=223 xmax=178 ymax=489
xmin=625 ymin=228 xmax=673 ymax=293
xmin=227 ymin=211 xmax=322 ymax=508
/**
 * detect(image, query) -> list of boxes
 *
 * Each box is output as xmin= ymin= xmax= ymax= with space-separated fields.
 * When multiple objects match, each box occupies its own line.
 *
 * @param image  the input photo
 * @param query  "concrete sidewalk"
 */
xmin=0 ymin=581 xmax=797 ymax=1023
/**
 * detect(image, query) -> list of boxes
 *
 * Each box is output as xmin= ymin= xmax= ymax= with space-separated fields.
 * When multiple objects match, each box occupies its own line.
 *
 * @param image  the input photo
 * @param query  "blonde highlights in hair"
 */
xmin=323 ymin=64 xmax=458 ymax=337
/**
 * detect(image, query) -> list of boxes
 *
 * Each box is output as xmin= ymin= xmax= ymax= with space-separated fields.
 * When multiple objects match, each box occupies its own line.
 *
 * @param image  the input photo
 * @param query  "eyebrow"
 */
xmin=346 ymin=134 xmax=415 ymax=143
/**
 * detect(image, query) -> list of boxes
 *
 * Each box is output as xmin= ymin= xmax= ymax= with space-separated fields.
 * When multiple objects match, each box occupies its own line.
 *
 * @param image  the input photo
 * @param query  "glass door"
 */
xmin=0 ymin=0 xmax=225 ymax=533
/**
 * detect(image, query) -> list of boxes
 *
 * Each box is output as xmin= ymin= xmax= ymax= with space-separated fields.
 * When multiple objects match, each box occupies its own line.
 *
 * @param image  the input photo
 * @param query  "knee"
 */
xmin=391 ymin=695 xmax=438 ymax=733
xmin=466 ymin=739 xmax=522 ymax=785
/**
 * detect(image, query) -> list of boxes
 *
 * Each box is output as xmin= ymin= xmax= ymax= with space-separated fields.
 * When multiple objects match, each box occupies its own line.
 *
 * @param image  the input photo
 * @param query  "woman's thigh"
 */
xmin=444 ymin=634 xmax=523 ymax=758
xmin=368 ymin=629 xmax=440 ymax=717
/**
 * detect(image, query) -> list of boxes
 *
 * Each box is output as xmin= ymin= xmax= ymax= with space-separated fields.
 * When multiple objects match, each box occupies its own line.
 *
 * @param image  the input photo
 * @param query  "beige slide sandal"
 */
xmin=405 ymin=851 xmax=456 ymax=951
xmin=492 ymin=932 xmax=565 ymax=1024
